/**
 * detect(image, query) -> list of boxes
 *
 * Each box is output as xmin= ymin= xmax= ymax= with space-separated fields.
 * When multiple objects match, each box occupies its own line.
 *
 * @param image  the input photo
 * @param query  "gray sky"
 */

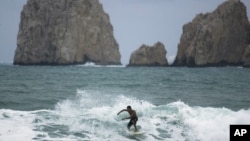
xmin=0 ymin=0 xmax=249 ymax=64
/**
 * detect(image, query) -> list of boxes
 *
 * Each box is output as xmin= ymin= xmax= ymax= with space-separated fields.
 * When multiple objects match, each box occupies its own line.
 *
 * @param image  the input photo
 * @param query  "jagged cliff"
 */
xmin=14 ymin=0 xmax=121 ymax=65
xmin=128 ymin=42 xmax=168 ymax=66
xmin=173 ymin=0 xmax=250 ymax=67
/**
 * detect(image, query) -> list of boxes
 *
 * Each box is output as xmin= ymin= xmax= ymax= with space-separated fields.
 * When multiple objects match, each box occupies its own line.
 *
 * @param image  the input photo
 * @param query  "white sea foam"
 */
xmin=1 ymin=89 xmax=250 ymax=141
xmin=76 ymin=62 xmax=125 ymax=68
xmin=0 ymin=109 xmax=38 ymax=141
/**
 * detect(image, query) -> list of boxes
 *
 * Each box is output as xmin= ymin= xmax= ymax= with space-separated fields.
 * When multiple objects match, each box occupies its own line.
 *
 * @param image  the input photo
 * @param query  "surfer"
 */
xmin=117 ymin=106 xmax=138 ymax=132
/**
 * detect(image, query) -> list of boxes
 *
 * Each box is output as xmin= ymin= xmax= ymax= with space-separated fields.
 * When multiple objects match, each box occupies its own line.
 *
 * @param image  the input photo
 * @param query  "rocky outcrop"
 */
xmin=242 ymin=45 xmax=250 ymax=67
xmin=14 ymin=0 xmax=121 ymax=65
xmin=128 ymin=42 xmax=168 ymax=66
xmin=173 ymin=0 xmax=250 ymax=67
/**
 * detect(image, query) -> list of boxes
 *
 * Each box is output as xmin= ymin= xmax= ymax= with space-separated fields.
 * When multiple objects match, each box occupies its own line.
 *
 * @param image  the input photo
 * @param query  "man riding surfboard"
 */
xmin=117 ymin=106 xmax=138 ymax=132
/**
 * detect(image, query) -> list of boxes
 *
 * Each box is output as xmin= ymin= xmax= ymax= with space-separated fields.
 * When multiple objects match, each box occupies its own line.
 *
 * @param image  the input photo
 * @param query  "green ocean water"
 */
xmin=0 ymin=64 xmax=250 ymax=140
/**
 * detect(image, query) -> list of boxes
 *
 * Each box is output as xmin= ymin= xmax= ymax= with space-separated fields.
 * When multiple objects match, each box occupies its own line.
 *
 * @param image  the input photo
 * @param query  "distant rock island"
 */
xmin=173 ymin=0 xmax=250 ymax=67
xmin=128 ymin=42 xmax=168 ymax=66
xmin=14 ymin=0 xmax=121 ymax=65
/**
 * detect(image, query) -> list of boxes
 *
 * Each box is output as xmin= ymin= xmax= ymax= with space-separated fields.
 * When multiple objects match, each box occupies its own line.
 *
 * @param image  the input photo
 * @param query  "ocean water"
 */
xmin=0 ymin=63 xmax=250 ymax=141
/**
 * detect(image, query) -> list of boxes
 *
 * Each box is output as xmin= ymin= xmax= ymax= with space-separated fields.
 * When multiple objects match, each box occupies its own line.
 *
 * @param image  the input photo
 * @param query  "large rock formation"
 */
xmin=128 ymin=42 xmax=168 ymax=66
xmin=173 ymin=0 xmax=250 ymax=67
xmin=242 ymin=45 xmax=250 ymax=67
xmin=14 ymin=0 xmax=121 ymax=65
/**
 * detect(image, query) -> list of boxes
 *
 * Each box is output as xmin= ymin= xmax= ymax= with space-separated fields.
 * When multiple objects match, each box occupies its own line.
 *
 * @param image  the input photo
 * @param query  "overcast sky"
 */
xmin=0 ymin=0 xmax=249 ymax=64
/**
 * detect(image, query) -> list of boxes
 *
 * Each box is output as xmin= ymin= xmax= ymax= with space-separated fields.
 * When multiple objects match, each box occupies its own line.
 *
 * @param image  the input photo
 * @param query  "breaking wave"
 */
xmin=1 ymin=89 xmax=249 ymax=141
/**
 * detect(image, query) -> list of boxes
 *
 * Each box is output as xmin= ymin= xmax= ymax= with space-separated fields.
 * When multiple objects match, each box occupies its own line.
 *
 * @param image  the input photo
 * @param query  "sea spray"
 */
xmin=43 ymin=90 xmax=250 ymax=140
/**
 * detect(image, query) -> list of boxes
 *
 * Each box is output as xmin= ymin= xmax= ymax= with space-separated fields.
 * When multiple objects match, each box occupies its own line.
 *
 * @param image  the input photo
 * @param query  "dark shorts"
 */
xmin=127 ymin=117 xmax=138 ymax=127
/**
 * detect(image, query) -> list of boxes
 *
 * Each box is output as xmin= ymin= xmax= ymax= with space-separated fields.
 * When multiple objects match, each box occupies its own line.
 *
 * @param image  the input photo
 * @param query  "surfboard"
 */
xmin=132 ymin=130 xmax=145 ymax=135
xmin=125 ymin=126 xmax=145 ymax=135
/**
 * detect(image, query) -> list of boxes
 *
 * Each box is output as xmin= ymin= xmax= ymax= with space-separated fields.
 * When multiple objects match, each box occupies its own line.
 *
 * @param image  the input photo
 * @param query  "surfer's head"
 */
xmin=127 ymin=106 xmax=131 ymax=110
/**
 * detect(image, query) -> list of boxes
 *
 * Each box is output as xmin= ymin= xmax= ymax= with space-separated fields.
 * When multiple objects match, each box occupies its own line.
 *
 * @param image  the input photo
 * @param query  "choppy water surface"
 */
xmin=0 ymin=64 xmax=249 ymax=140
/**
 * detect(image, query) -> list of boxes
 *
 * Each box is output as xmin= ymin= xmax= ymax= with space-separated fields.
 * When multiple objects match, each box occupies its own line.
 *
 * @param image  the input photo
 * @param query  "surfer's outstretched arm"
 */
xmin=117 ymin=109 xmax=127 ymax=115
